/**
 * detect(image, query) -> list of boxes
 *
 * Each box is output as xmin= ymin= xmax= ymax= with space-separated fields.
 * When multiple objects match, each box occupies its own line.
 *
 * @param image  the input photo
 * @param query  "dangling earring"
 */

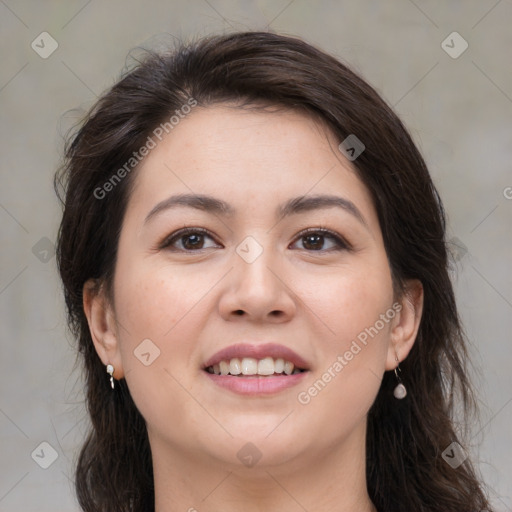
xmin=393 ymin=354 xmax=407 ymax=399
xmin=106 ymin=364 xmax=115 ymax=389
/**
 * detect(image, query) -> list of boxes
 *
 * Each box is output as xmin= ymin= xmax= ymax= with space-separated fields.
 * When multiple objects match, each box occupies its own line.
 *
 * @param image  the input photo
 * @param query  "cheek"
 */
xmin=293 ymin=262 xmax=394 ymax=435
xmin=298 ymin=259 xmax=395 ymax=346
xmin=111 ymin=255 xmax=198 ymax=370
xmin=114 ymin=257 xmax=213 ymax=341
xmin=111 ymin=260 xmax=213 ymax=435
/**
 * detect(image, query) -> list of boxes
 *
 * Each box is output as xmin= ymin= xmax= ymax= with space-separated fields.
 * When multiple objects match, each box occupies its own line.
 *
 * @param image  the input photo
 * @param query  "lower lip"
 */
xmin=203 ymin=371 xmax=309 ymax=395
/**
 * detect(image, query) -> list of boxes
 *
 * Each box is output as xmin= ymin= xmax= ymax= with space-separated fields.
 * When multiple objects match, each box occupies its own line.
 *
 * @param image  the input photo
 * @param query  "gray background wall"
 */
xmin=1 ymin=1 xmax=511 ymax=510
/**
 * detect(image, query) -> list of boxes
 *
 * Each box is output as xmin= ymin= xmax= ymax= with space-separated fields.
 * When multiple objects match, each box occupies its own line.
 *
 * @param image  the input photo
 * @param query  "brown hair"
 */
xmin=54 ymin=30 xmax=492 ymax=512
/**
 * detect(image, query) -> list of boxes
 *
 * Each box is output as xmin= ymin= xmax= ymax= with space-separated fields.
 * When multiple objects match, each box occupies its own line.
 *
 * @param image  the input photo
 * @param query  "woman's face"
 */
xmin=98 ymin=104 xmax=406 ymax=469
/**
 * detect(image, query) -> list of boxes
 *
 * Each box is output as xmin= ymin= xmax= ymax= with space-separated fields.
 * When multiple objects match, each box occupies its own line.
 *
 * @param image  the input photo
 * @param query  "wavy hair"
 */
xmin=54 ymin=31 xmax=492 ymax=512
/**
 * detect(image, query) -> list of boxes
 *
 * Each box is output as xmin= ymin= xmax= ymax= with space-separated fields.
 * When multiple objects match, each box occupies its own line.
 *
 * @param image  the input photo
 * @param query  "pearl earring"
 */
xmin=106 ymin=364 xmax=115 ymax=389
xmin=393 ymin=355 xmax=407 ymax=399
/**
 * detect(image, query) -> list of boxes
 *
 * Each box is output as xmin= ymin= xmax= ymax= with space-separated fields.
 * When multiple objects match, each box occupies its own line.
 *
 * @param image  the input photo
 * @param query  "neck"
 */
xmin=151 ymin=424 xmax=377 ymax=512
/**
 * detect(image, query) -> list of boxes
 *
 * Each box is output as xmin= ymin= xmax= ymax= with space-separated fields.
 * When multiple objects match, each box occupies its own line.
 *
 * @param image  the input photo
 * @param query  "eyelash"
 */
xmin=159 ymin=226 xmax=352 ymax=253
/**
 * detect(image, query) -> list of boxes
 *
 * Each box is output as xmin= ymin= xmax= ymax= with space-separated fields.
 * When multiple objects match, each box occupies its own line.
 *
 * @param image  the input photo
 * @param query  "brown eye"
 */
xmin=160 ymin=228 xmax=219 ymax=252
xmin=291 ymin=228 xmax=350 ymax=252
xmin=302 ymin=233 xmax=325 ymax=250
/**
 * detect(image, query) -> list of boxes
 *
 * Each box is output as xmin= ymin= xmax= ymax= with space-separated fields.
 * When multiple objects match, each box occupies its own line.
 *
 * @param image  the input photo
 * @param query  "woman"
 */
xmin=54 ymin=31 xmax=492 ymax=512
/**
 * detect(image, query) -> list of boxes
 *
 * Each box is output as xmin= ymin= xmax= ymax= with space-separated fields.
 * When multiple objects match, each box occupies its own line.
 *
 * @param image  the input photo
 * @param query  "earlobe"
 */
xmin=83 ymin=278 xmax=125 ymax=380
xmin=385 ymin=279 xmax=424 ymax=371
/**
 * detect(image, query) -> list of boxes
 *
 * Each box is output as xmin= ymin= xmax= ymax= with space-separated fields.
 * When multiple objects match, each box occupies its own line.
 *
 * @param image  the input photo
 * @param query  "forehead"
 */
xmin=125 ymin=104 xmax=377 ymax=228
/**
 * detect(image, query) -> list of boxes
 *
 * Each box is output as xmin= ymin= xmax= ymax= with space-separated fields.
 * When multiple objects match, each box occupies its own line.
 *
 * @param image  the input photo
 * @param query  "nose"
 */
xmin=217 ymin=240 xmax=297 ymax=323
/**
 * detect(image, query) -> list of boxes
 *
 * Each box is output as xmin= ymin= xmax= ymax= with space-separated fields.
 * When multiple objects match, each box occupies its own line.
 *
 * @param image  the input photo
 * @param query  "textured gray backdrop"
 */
xmin=1 ymin=1 xmax=511 ymax=510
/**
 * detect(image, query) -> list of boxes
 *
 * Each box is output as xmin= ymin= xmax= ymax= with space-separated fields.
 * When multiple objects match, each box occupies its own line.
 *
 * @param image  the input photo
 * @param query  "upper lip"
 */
xmin=203 ymin=343 xmax=311 ymax=371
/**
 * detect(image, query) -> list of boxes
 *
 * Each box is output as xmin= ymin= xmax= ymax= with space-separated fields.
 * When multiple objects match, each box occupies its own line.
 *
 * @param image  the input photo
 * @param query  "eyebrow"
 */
xmin=143 ymin=193 xmax=369 ymax=230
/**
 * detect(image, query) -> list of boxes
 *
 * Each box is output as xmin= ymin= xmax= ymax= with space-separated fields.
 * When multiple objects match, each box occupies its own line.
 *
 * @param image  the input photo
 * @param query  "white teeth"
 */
xmin=257 ymin=357 xmax=275 ymax=375
xmin=284 ymin=361 xmax=294 ymax=375
xmin=219 ymin=360 xmax=230 ymax=375
xmin=207 ymin=356 xmax=304 ymax=376
xmin=229 ymin=358 xmax=242 ymax=375
xmin=274 ymin=358 xmax=284 ymax=373
xmin=241 ymin=357 xmax=258 ymax=375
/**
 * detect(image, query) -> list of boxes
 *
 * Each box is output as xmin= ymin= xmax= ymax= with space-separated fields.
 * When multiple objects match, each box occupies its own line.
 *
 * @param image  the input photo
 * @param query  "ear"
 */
xmin=83 ymin=278 xmax=125 ymax=380
xmin=385 ymin=279 xmax=424 ymax=371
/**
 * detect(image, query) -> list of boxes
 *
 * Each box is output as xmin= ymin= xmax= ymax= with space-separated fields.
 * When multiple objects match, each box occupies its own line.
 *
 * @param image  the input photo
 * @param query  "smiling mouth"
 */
xmin=204 ymin=356 xmax=307 ymax=377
